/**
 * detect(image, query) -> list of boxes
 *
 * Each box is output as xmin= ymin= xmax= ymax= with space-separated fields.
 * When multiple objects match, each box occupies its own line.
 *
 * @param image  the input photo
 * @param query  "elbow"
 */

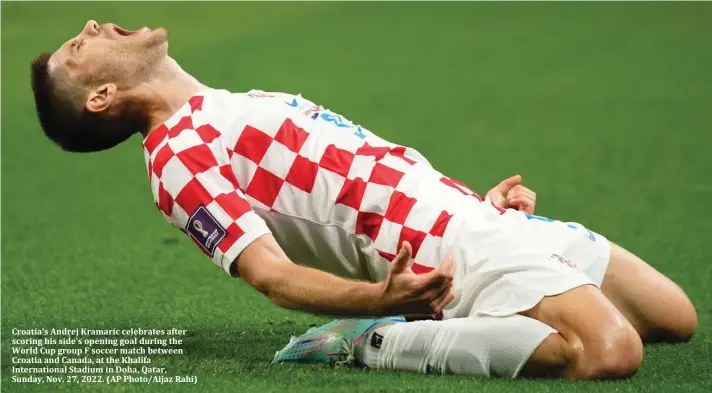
xmin=248 ymin=274 xmax=293 ymax=310
xmin=267 ymin=293 xmax=292 ymax=310
xmin=264 ymin=288 xmax=298 ymax=311
xmin=251 ymin=277 xmax=278 ymax=303
xmin=237 ymin=250 xmax=298 ymax=311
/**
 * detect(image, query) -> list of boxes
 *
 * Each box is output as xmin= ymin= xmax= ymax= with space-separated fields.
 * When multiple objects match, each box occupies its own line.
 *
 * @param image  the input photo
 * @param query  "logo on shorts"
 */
xmin=551 ymin=254 xmax=578 ymax=270
xmin=187 ymin=206 xmax=226 ymax=257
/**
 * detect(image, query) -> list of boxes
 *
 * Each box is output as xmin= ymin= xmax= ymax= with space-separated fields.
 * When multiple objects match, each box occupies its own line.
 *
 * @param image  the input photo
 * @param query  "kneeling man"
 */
xmin=30 ymin=20 xmax=697 ymax=380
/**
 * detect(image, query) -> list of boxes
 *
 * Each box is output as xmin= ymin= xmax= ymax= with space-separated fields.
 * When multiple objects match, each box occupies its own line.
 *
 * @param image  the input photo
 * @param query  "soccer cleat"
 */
xmin=271 ymin=317 xmax=405 ymax=366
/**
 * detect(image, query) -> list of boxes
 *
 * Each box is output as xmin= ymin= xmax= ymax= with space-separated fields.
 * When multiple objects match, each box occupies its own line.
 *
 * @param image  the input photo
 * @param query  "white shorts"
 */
xmin=442 ymin=200 xmax=611 ymax=319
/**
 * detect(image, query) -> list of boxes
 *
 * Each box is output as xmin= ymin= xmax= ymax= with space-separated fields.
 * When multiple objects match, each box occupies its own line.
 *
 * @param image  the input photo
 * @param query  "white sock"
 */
xmin=361 ymin=315 xmax=557 ymax=378
xmin=354 ymin=323 xmax=397 ymax=368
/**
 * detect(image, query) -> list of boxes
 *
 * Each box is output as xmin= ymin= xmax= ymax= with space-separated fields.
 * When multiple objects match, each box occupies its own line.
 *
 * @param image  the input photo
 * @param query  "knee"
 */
xmin=659 ymin=296 xmax=697 ymax=343
xmin=570 ymin=323 xmax=643 ymax=380
xmin=677 ymin=304 xmax=698 ymax=342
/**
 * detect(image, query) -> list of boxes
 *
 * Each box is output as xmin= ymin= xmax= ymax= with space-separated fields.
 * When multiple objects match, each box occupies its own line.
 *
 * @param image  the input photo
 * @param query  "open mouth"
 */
xmin=112 ymin=24 xmax=140 ymax=37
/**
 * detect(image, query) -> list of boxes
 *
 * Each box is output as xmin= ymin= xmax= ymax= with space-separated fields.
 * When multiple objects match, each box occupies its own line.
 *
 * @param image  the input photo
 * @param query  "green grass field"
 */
xmin=2 ymin=1 xmax=711 ymax=392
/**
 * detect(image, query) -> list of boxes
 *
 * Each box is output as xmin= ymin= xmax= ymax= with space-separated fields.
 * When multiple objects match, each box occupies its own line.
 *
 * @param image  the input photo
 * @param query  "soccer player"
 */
xmin=30 ymin=21 xmax=697 ymax=380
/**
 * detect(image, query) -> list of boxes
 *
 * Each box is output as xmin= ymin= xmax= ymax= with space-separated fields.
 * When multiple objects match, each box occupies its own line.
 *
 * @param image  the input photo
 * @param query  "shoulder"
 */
xmin=199 ymin=88 xmax=301 ymax=122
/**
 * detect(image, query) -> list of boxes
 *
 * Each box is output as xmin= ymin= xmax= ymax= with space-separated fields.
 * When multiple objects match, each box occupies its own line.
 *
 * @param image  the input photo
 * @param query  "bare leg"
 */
xmin=520 ymin=284 xmax=643 ymax=380
xmin=600 ymin=242 xmax=697 ymax=342
xmin=362 ymin=243 xmax=694 ymax=379
xmin=366 ymin=285 xmax=644 ymax=380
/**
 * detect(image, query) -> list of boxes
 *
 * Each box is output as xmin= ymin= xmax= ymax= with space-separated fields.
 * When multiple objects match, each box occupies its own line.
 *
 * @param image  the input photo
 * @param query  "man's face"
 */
xmin=50 ymin=20 xmax=169 ymax=88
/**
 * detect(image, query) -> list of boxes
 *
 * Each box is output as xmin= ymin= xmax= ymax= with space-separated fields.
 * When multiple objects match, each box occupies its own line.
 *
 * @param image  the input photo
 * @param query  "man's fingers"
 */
xmin=419 ymin=267 xmax=453 ymax=292
xmin=508 ymin=195 xmax=531 ymax=205
xmin=434 ymin=289 xmax=456 ymax=312
xmin=418 ymin=254 xmax=455 ymax=291
xmin=432 ymin=255 xmax=455 ymax=285
xmin=507 ymin=185 xmax=524 ymax=198
xmin=438 ymin=266 xmax=454 ymax=295
xmin=391 ymin=241 xmax=413 ymax=273
xmin=508 ymin=196 xmax=535 ymax=214
xmin=508 ymin=185 xmax=535 ymax=200
xmin=493 ymin=174 xmax=522 ymax=194
xmin=507 ymin=190 xmax=536 ymax=213
xmin=408 ymin=252 xmax=456 ymax=313
xmin=425 ymin=283 xmax=452 ymax=309
xmin=420 ymin=271 xmax=450 ymax=291
xmin=508 ymin=185 xmax=522 ymax=197
xmin=437 ymin=252 xmax=454 ymax=273
xmin=439 ymin=255 xmax=456 ymax=304
xmin=520 ymin=188 xmax=536 ymax=200
xmin=508 ymin=195 xmax=534 ymax=205
xmin=486 ymin=191 xmax=507 ymax=208
xmin=427 ymin=284 xmax=456 ymax=314
xmin=441 ymin=252 xmax=456 ymax=279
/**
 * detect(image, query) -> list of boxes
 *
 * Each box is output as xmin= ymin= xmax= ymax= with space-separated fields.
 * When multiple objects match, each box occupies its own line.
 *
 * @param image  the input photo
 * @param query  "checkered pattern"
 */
xmin=143 ymin=94 xmax=271 ymax=274
xmin=143 ymin=89 xmax=487 ymax=278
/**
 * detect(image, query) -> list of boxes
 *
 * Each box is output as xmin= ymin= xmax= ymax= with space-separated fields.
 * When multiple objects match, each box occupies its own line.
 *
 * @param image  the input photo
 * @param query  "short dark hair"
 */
xmin=30 ymin=52 xmax=148 ymax=153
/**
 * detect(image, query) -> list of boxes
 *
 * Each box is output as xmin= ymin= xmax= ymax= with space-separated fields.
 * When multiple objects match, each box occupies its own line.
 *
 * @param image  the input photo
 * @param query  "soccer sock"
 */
xmin=357 ymin=315 xmax=557 ymax=378
xmin=354 ymin=322 xmax=398 ymax=368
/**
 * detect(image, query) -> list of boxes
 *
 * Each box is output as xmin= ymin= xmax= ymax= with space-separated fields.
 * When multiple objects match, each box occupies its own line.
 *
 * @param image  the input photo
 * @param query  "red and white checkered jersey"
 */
xmin=142 ymin=88 xmax=489 ymax=280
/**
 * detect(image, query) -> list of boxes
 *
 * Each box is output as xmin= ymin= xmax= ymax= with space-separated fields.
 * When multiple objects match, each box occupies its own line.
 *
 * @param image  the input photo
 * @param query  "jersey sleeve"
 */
xmin=151 ymin=131 xmax=271 ymax=275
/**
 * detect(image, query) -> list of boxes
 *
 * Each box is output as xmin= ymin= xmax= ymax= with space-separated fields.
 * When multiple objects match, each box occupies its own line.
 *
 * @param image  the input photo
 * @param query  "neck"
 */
xmin=133 ymin=57 xmax=207 ymax=137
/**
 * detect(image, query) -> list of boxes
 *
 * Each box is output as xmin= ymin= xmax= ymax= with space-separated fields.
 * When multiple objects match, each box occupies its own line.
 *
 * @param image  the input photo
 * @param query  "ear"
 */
xmin=85 ymin=83 xmax=117 ymax=113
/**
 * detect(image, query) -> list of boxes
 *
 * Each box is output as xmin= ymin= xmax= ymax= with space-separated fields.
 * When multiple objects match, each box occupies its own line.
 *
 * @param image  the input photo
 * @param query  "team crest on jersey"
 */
xmin=550 ymin=254 xmax=579 ymax=270
xmin=186 ymin=206 xmax=226 ymax=257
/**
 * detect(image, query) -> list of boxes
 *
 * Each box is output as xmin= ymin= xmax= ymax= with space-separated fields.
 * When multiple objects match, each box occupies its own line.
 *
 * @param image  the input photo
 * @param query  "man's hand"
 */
xmin=238 ymin=235 xmax=455 ymax=318
xmin=379 ymin=242 xmax=456 ymax=317
xmin=486 ymin=174 xmax=537 ymax=215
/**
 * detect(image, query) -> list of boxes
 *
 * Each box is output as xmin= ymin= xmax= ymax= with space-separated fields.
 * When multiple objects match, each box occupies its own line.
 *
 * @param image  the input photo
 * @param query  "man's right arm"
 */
xmin=145 ymin=118 xmax=454 ymax=318
xmin=236 ymin=235 xmax=455 ymax=318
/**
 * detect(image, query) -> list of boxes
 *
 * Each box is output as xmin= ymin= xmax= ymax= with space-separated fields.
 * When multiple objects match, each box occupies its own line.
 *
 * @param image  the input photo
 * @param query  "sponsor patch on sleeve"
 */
xmin=186 ymin=206 xmax=227 ymax=257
